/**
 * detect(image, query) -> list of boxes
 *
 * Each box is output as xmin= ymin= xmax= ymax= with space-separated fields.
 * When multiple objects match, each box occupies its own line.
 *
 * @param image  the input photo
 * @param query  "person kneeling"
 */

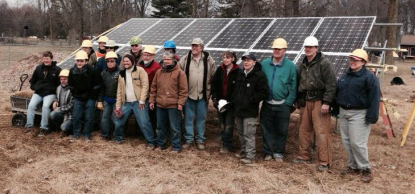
xmin=49 ymin=69 xmax=73 ymax=137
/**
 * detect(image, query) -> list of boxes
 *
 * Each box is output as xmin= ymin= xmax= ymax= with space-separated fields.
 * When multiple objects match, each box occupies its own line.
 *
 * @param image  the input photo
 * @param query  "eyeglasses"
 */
xmin=106 ymin=60 xmax=116 ymax=63
xmin=349 ymin=58 xmax=363 ymax=62
xmin=131 ymin=44 xmax=140 ymax=47
xmin=106 ymin=47 xmax=114 ymax=49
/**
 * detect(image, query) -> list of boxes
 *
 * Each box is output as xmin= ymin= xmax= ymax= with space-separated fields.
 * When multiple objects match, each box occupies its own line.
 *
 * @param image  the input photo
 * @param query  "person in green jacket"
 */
xmin=260 ymin=38 xmax=297 ymax=162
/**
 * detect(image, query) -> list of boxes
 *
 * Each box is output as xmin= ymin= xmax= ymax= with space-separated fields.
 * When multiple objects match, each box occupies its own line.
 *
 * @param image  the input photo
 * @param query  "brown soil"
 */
xmin=0 ymin=54 xmax=414 ymax=193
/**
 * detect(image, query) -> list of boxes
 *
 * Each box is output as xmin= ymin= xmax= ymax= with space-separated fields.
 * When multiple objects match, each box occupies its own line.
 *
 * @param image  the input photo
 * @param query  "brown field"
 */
xmin=0 ymin=48 xmax=414 ymax=193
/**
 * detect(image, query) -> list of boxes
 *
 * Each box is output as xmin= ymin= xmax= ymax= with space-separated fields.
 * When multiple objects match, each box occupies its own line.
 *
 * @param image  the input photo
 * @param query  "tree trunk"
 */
xmin=203 ymin=0 xmax=209 ymax=17
xmin=285 ymin=0 xmax=292 ymax=17
xmin=386 ymin=0 xmax=398 ymax=65
xmin=293 ymin=0 xmax=300 ymax=16
xmin=192 ymin=0 xmax=198 ymax=17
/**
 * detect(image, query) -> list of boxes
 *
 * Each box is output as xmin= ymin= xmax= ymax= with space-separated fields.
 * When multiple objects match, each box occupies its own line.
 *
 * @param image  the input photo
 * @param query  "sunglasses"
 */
xmin=131 ymin=44 xmax=140 ymax=47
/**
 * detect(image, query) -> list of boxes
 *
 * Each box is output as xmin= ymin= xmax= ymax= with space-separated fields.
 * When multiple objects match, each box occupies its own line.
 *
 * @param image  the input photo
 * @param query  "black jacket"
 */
xmin=98 ymin=67 xmax=120 ymax=102
xmin=68 ymin=64 xmax=101 ymax=100
xmin=334 ymin=66 xmax=380 ymax=124
xmin=29 ymin=61 xmax=61 ymax=97
xmin=232 ymin=62 xmax=269 ymax=118
xmin=211 ymin=63 xmax=241 ymax=103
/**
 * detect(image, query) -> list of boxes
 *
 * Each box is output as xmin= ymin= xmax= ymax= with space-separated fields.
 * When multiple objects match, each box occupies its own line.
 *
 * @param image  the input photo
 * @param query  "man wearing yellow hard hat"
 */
xmin=96 ymin=36 xmax=109 ymax=59
xmin=81 ymin=40 xmax=97 ymax=67
xmin=68 ymin=50 xmax=101 ymax=142
xmin=49 ymin=69 xmax=74 ymax=137
xmin=95 ymin=40 xmax=121 ymax=73
xmin=260 ymin=38 xmax=297 ymax=162
xmin=334 ymin=49 xmax=380 ymax=183
xmin=138 ymin=45 xmax=161 ymax=129
xmin=96 ymin=51 xmax=120 ymax=140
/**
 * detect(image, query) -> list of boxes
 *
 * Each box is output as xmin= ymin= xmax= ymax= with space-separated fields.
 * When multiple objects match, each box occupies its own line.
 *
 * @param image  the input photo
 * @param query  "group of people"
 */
xmin=25 ymin=35 xmax=380 ymax=183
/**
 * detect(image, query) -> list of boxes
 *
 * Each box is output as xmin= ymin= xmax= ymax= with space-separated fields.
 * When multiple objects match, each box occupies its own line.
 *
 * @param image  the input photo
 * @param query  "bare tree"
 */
xmin=386 ymin=0 xmax=399 ymax=65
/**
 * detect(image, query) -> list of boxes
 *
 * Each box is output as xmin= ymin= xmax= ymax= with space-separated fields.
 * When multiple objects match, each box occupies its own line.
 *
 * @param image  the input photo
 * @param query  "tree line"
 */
xmin=0 ymin=0 xmax=413 ymax=46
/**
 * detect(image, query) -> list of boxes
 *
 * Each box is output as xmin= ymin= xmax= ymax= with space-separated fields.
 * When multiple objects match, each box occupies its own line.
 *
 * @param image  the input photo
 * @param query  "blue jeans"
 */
xmin=156 ymin=107 xmax=182 ymax=151
xmin=218 ymin=108 xmax=235 ymax=150
xmin=73 ymin=98 xmax=96 ymax=138
xmin=101 ymin=101 xmax=115 ymax=138
xmin=50 ymin=110 xmax=73 ymax=132
xmin=49 ymin=110 xmax=63 ymax=130
xmin=25 ymin=93 xmax=55 ymax=130
xmin=113 ymin=101 xmax=156 ymax=144
xmin=260 ymin=103 xmax=291 ymax=157
xmin=184 ymin=98 xmax=207 ymax=143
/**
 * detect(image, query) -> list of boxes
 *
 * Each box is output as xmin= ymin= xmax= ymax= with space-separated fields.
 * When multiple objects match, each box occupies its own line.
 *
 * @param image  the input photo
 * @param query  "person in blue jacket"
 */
xmin=260 ymin=38 xmax=297 ymax=162
xmin=95 ymin=40 xmax=121 ymax=73
xmin=334 ymin=49 xmax=379 ymax=183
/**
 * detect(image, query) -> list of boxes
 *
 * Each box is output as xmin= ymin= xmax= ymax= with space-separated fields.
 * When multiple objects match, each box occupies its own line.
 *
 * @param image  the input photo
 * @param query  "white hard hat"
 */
xmin=218 ymin=99 xmax=230 ymax=113
xmin=303 ymin=36 xmax=319 ymax=47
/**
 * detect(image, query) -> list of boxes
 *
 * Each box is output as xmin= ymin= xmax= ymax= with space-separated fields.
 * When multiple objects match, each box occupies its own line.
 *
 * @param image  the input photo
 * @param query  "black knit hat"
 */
xmin=123 ymin=53 xmax=136 ymax=66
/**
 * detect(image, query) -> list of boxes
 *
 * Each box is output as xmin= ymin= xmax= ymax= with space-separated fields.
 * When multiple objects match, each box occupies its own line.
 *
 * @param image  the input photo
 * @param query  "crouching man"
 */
xmin=49 ymin=69 xmax=74 ymax=137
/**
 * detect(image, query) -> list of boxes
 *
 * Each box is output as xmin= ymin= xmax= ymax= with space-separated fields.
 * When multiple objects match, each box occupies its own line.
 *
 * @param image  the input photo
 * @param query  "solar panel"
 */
xmin=249 ymin=52 xmax=298 ymax=63
xmin=58 ymin=17 xmax=375 ymax=79
xmin=139 ymin=19 xmax=194 ymax=46
xmin=208 ymin=19 xmax=273 ymax=49
xmin=296 ymin=54 xmax=350 ymax=79
xmin=173 ymin=19 xmax=231 ymax=47
xmin=105 ymin=18 xmax=160 ymax=43
xmin=254 ymin=18 xmax=320 ymax=51
xmin=313 ymin=17 xmax=375 ymax=53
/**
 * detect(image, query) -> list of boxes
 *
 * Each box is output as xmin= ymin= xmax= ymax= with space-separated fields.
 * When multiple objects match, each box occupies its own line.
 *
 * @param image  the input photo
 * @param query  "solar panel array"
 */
xmin=58 ymin=17 xmax=376 ymax=79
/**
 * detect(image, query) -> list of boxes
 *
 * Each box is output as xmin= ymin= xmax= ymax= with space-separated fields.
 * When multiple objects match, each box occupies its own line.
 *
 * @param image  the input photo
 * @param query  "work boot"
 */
xmin=37 ymin=129 xmax=50 ymax=137
xmin=196 ymin=143 xmax=206 ymax=150
xmin=240 ymin=158 xmax=254 ymax=165
xmin=293 ymin=158 xmax=312 ymax=164
xmin=235 ymin=151 xmax=246 ymax=159
xmin=182 ymin=142 xmax=193 ymax=149
xmin=264 ymin=154 xmax=273 ymax=161
xmin=340 ymin=167 xmax=360 ymax=176
xmin=360 ymin=168 xmax=373 ymax=183
xmin=318 ymin=164 xmax=330 ymax=172
xmin=219 ymin=147 xmax=231 ymax=154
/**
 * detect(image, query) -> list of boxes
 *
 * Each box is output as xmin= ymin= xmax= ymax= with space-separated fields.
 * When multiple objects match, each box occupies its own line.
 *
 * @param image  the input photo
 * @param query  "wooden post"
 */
xmin=401 ymin=100 xmax=415 ymax=146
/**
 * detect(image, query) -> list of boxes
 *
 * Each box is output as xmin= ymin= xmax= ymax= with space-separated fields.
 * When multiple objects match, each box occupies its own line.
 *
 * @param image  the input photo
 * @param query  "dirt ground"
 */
xmin=0 ymin=50 xmax=414 ymax=193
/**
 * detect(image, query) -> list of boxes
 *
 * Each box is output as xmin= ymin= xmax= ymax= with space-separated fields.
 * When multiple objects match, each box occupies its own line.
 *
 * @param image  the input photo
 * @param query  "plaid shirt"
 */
xmin=56 ymin=85 xmax=73 ymax=121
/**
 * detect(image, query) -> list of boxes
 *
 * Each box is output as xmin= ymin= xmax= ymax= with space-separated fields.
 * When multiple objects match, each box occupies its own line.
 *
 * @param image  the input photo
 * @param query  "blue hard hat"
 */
xmin=163 ymin=40 xmax=176 ymax=49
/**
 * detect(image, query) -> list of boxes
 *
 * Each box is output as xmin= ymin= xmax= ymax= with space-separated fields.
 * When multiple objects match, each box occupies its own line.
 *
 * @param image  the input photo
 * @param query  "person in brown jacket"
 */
xmin=113 ymin=54 xmax=156 ymax=146
xmin=150 ymin=51 xmax=188 ymax=152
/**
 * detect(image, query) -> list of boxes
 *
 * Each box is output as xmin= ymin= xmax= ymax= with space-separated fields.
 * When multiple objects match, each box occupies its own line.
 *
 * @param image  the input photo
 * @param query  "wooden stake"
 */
xmin=401 ymin=100 xmax=415 ymax=146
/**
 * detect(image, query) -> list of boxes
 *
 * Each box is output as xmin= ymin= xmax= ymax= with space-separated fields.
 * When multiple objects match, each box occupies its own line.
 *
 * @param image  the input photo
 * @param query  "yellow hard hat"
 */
xmin=81 ymin=40 xmax=93 ymax=48
xmin=271 ymin=38 xmax=287 ymax=49
xmin=74 ymin=50 xmax=88 ymax=60
xmin=97 ymin=36 xmax=109 ymax=43
xmin=105 ymin=51 xmax=118 ymax=59
xmin=143 ymin=45 xmax=156 ymax=55
xmin=350 ymin=49 xmax=368 ymax=62
xmin=59 ymin=69 xmax=70 ymax=77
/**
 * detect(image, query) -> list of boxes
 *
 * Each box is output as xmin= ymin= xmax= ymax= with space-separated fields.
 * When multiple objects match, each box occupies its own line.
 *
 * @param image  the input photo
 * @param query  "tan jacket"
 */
xmin=116 ymin=65 xmax=149 ymax=108
xmin=178 ymin=51 xmax=215 ymax=101
xmin=150 ymin=64 xmax=188 ymax=109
